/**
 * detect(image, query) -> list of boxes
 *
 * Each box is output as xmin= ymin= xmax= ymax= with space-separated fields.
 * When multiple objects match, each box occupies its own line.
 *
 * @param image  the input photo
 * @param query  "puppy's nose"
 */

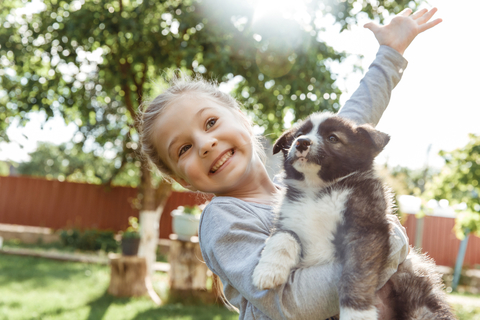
xmin=295 ymin=138 xmax=312 ymax=152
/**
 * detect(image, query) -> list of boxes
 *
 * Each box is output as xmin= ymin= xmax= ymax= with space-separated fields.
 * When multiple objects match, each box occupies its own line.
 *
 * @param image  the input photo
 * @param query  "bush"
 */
xmin=60 ymin=228 xmax=119 ymax=253
xmin=59 ymin=229 xmax=81 ymax=247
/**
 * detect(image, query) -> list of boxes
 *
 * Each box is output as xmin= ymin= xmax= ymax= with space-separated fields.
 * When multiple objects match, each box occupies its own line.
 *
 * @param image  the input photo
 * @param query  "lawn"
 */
xmin=0 ymin=253 xmax=237 ymax=320
xmin=1 ymin=253 xmax=479 ymax=320
xmin=453 ymin=304 xmax=480 ymax=320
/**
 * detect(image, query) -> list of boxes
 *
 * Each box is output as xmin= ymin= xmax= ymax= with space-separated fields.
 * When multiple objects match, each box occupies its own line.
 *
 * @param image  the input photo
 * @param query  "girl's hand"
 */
xmin=364 ymin=7 xmax=442 ymax=55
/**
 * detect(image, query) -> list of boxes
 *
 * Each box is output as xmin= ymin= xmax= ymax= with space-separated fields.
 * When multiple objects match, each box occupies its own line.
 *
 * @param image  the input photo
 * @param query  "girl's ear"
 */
xmin=172 ymin=176 xmax=197 ymax=192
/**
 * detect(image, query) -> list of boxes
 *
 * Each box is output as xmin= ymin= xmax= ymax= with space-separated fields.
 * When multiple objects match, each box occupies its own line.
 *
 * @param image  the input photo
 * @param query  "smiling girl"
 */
xmin=139 ymin=8 xmax=441 ymax=320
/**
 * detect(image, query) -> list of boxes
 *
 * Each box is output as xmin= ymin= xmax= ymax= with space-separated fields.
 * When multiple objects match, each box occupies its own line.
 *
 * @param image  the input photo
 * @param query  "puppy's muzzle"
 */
xmin=294 ymin=137 xmax=312 ymax=158
xmin=295 ymin=137 xmax=312 ymax=152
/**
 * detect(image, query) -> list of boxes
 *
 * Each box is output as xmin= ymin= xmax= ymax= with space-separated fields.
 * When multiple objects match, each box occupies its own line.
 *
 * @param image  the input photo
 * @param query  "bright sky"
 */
xmin=1 ymin=0 xmax=479 ymax=170
xmin=324 ymin=0 xmax=480 ymax=169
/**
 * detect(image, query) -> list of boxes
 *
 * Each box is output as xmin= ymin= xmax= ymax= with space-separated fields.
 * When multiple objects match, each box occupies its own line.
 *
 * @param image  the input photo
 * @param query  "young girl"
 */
xmin=140 ymin=8 xmax=441 ymax=320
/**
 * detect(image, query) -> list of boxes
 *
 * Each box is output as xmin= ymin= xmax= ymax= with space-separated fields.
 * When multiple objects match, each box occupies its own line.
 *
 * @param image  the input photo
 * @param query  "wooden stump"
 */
xmin=108 ymin=254 xmax=148 ymax=297
xmin=168 ymin=234 xmax=218 ymax=304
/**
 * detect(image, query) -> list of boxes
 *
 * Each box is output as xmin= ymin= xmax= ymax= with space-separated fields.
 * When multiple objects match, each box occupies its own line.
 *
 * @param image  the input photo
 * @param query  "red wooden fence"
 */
xmin=0 ymin=176 xmax=210 ymax=239
xmin=3 ymin=176 xmax=480 ymax=267
xmin=403 ymin=214 xmax=480 ymax=267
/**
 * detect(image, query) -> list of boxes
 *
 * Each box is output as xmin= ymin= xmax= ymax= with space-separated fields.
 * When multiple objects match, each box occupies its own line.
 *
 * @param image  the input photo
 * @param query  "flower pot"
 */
xmin=171 ymin=209 xmax=201 ymax=241
xmin=121 ymin=237 xmax=141 ymax=256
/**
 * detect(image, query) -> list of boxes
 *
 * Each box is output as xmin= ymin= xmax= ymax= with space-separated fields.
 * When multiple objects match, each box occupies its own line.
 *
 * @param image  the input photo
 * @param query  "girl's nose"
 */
xmin=199 ymin=138 xmax=217 ymax=156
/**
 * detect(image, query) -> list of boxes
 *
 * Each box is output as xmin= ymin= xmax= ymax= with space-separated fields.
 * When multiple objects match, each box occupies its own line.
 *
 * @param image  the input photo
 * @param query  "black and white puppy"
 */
xmin=252 ymin=112 xmax=454 ymax=320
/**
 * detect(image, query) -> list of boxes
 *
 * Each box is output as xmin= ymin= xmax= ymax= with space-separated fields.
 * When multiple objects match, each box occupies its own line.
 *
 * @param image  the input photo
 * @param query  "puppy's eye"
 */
xmin=294 ymin=131 xmax=303 ymax=139
xmin=328 ymin=135 xmax=338 ymax=143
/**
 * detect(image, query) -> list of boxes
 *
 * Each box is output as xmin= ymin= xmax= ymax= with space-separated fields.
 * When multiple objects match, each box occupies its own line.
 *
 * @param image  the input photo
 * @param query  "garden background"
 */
xmin=1 ymin=0 xmax=480 ymax=319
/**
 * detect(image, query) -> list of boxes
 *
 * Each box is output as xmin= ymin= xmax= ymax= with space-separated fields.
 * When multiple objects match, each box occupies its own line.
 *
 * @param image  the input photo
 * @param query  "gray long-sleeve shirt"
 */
xmin=199 ymin=45 xmax=409 ymax=320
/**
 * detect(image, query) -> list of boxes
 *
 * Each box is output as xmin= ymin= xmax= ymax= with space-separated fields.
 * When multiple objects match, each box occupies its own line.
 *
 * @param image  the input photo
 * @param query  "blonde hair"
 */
xmin=139 ymin=72 xmax=266 ymax=180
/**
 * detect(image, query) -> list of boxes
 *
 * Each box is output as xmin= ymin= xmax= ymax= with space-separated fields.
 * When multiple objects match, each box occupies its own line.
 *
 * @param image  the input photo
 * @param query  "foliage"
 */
xmin=59 ymin=228 xmax=81 ymax=247
xmin=0 ymin=254 xmax=237 ymax=320
xmin=426 ymin=134 xmax=480 ymax=239
xmin=16 ymin=141 xmax=141 ymax=186
xmin=388 ymin=165 xmax=436 ymax=197
xmin=122 ymin=216 xmax=140 ymax=239
xmin=0 ymin=160 xmax=11 ymax=176
xmin=59 ymin=228 xmax=119 ymax=252
xmin=177 ymin=205 xmax=202 ymax=215
xmin=0 ymin=0 xmax=418 ymax=201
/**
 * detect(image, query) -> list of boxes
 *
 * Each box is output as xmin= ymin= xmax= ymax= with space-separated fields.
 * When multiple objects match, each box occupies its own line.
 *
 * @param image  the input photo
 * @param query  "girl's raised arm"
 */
xmin=338 ymin=45 xmax=407 ymax=127
xmin=339 ymin=7 xmax=441 ymax=127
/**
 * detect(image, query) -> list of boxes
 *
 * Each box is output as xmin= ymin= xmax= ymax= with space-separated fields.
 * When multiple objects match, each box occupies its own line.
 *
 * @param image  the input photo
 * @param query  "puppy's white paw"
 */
xmin=340 ymin=307 xmax=378 ymax=320
xmin=252 ymin=261 xmax=290 ymax=290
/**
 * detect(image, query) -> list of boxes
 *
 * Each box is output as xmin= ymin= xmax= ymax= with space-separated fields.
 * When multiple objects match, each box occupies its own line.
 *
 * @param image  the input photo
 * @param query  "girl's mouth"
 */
xmin=210 ymin=149 xmax=235 ymax=173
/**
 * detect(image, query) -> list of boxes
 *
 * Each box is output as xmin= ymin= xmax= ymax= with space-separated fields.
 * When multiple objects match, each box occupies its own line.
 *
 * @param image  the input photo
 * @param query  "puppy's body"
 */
xmin=252 ymin=112 xmax=454 ymax=320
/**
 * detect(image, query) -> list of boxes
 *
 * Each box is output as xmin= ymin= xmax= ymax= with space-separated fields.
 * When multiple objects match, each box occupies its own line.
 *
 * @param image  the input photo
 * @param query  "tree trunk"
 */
xmin=140 ymin=159 xmax=156 ymax=211
xmin=138 ymin=179 xmax=172 ymax=275
xmin=167 ymin=235 xmax=218 ymax=304
xmin=108 ymin=255 xmax=148 ymax=297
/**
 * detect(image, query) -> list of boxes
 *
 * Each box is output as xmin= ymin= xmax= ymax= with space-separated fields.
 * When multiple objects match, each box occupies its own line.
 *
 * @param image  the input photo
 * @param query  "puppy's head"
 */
xmin=273 ymin=112 xmax=390 ymax=184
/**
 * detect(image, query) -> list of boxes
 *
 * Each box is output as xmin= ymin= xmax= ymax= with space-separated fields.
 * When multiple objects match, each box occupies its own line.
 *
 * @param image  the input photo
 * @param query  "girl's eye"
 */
xmin=178 ymin=145 xmax=191 ymax=157
xmin=328 ymin=135 xmax=338 ymax=143
xmin=206 ymin=118 xmax=217 ymax=130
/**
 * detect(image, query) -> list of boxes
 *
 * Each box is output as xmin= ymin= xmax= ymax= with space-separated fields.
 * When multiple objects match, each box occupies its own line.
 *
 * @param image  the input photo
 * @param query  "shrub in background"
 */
xmin=60 ymin=229 xmax=118 ymax=253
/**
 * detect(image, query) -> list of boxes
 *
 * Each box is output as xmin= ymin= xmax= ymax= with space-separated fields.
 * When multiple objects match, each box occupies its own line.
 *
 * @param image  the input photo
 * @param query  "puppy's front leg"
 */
xmin=338 ymin=230 xmax=389 ymax=320
xmin=252 ymin=231 xmax=302 ymax=290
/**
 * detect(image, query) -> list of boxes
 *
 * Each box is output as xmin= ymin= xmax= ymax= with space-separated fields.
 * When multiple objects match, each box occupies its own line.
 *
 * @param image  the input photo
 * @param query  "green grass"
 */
xmin=2 ymin=253 xmax=480 ymax=319
xmin=448 ymin=291 xmax=480 ymax=320
xmin=2 ymin=239 xmax=78 ymax=252
xmin=452 ymin=304 xmax=480 ymax=320
xmin=2 ymin=239 xmax=168 ymax=262
xmin=0 ymin=253 xmax=237 ymax=320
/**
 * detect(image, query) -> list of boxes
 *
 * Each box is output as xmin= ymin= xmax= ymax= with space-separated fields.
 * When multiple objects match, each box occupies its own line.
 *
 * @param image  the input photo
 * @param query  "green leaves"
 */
xmin=426 ymin=134 xmax=480 ymax=238
xmin=1 ymin=0 xmax=420 ymax=199
xmin=16 ymin=141 xmax=141 ymax=186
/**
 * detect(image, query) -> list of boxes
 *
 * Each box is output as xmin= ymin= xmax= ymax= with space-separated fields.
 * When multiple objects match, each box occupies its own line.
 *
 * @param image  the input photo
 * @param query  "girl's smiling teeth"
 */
xmin=210 ymin=149 xmax=234 ymax=173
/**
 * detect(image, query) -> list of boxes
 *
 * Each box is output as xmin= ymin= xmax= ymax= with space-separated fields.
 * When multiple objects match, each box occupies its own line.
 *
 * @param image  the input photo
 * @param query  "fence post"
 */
xmin=452 ymin=229 xmax=470 ymax=291
xmin=414 ymin=216 xmax=424 ymax=249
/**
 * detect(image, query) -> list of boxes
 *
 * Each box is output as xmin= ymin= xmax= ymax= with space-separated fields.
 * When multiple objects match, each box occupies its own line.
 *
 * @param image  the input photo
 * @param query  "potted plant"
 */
xmin=121 ymin=216 xmax=141 ymax=256
xmin=171 ymin=205 xmax=202 ymax=241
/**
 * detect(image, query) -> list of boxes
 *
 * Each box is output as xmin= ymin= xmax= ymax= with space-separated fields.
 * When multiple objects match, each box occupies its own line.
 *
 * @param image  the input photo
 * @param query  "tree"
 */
xmin=1 ymin=0 xmax=417 ymax=211
xmin=380 ymin=165 xmax=436 ymax=197
xmin=426 ymin=134 xmax=480 ymax=239
xmin=16 ymin=141 xmax=141 ymax=186
xmin=0 ymin=160 xmax=11 ymax=176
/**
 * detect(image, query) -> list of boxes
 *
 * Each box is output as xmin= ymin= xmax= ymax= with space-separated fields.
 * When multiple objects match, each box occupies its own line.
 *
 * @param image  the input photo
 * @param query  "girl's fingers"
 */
xmin=416 ymin=7 xmax=438 ymax=24
xmin=418 ymin=18 xmax=442 ymax=33
xmin=411 ymin=8 xmax=428 ymax=20
xmin=398 ymin=8 xmax=413 ymax=17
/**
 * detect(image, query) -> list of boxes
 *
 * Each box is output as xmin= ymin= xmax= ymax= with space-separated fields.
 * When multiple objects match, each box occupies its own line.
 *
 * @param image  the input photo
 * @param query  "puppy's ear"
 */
xmin=273 ymin=130 xmax=293 ymax=155
xmin=357 ymin=125 xmax=390 ymax=156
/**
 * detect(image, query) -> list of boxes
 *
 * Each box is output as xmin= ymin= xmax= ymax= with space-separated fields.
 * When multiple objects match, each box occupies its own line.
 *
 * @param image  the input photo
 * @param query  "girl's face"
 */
xmin=153 ymin=93 xmax=258 ymax=195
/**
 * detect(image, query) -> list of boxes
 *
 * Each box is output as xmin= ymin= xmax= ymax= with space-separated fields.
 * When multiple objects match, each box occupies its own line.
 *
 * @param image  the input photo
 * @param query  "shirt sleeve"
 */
xmin=338 ymin=45 xmax=408 ymax=127
xmin=199 ymin=200 xmax=409 ymax=320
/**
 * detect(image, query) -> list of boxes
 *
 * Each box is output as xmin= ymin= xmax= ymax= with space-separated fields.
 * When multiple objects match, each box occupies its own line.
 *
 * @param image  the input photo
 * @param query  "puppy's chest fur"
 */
xmin=276 ymin=171 xmax=388 ymax=268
